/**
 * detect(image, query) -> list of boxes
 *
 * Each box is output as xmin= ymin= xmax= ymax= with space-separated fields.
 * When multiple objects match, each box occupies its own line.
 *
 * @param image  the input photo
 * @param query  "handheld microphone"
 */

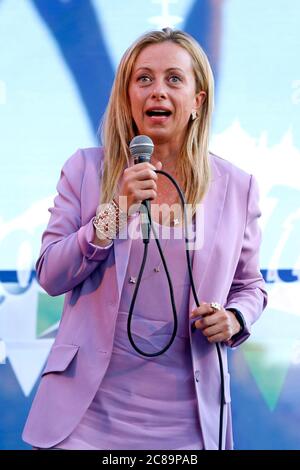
xmin=129 ymin=135 xmax=154 ymax=243
xmin=129 ymin=135 xmax=154 ymax=164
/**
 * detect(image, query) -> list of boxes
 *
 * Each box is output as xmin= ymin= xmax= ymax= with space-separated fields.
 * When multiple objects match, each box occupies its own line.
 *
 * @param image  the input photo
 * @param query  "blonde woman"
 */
xmin=23 ymin=29 xmax=267 ymax=450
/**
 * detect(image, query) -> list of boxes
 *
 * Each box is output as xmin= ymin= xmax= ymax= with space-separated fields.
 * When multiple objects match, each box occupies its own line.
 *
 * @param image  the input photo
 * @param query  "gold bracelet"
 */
xmin=93 ymin=199 xmax=127 ymax=240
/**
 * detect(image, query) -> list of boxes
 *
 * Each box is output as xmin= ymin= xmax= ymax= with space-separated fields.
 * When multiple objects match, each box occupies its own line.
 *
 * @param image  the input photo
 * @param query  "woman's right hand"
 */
xmin=116 ymin=161 xmax=162 ymax=215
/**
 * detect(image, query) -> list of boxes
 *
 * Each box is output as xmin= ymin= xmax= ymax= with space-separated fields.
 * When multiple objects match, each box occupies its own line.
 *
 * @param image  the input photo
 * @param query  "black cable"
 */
xmin=127 ymin=205 xmax=178 ymax=357
xmin=216 ymin=342 xmax=225 ymax=448
xmin=126 ymin=169 xmax=225 ymax=450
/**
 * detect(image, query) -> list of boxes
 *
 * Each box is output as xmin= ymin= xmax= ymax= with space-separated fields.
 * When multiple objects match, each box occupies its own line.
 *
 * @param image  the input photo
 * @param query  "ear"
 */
xmin=193 ymin=91 xmax=206 ymax=112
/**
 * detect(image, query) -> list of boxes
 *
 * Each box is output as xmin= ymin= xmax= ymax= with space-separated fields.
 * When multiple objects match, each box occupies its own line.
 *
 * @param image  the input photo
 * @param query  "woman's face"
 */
xmin=128 ymin=41 xmax=205 ymax=147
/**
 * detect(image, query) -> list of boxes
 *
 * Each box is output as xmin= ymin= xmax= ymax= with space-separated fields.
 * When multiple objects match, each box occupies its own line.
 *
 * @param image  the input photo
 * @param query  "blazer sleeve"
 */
xmin=225 ymin=175 xmax=268 ymax=347
xmin=35 ymin=149 xmax=113 ymax=296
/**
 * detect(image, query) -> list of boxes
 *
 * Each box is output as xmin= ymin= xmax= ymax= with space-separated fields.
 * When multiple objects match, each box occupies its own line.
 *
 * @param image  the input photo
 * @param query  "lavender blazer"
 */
xmin=22 ymin=148 xmax=267 ymax=450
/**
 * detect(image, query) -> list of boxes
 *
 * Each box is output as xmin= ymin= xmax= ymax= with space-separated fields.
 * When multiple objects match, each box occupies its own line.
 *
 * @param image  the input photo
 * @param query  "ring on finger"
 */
xmin=210 ymin=302 xmax=222 ymax=312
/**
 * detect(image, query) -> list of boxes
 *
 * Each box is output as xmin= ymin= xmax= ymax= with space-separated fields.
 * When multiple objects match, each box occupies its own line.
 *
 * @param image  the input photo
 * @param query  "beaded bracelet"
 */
xmin=92 ymin=199 xmax=127 ymax=240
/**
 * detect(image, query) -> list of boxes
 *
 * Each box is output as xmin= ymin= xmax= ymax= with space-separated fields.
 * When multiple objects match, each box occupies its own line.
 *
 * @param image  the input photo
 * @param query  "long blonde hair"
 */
xmin=99 ymin=28 xmax=214 ymax=214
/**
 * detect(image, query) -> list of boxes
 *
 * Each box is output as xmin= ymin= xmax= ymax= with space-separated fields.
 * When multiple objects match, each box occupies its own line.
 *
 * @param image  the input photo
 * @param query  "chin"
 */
xmin=152 ymin=136 xmax=172 ymax=145
xmin=143 ymin=130 xmax=172 ymax=145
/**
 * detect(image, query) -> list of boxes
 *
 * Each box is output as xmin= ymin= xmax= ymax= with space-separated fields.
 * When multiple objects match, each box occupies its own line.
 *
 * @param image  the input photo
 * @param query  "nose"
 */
xmin=150 ymin=80 xmax=167 ymax=99
xmin=151 ymin=89 xmax=166 ymax=99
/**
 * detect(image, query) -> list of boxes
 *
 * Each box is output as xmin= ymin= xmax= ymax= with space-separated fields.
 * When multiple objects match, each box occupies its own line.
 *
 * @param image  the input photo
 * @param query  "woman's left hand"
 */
xmin=190 ymin=302 xmax=241 ymax=343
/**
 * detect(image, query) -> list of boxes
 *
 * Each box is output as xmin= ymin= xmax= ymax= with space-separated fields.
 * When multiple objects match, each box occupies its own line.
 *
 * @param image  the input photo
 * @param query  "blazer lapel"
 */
xmin=187 ymin=157 xmax=229 ymax=449
xmin=189 ymin=160 xmax=229 ymax=311
xmin=113 ymin=214 xmax=139 ymax=299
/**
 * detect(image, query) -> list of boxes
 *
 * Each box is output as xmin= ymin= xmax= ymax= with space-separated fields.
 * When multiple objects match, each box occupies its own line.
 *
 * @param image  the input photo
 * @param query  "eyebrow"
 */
xmin=134 ymin=67 xmax=185 ymax=73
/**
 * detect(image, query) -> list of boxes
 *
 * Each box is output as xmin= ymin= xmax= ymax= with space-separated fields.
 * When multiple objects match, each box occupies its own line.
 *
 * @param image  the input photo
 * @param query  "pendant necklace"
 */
xmin=128 ymin=217 xmax=181 ymax=284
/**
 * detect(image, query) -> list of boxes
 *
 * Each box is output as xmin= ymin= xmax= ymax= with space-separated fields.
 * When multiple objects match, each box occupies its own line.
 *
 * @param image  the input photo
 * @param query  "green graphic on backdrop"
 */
xmin=37 ymin=293 xmax=64 ymax=337
xmin=243 ymin=341 xmax=297 ymax=412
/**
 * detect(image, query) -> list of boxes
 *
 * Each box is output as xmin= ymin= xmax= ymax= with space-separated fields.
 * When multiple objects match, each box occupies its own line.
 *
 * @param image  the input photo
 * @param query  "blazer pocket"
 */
xmin=224 ymin=372 xmax=231 ymax=403
xmin=41 ymin=344 xmax=80 ymax=376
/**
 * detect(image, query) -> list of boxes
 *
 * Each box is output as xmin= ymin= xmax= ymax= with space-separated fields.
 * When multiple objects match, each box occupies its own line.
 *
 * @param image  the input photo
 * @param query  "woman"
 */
xmin=23 ymin=28 xmax=267 ymax=450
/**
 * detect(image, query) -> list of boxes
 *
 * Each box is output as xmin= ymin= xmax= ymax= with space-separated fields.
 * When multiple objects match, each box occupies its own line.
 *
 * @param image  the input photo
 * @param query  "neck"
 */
xmin=151 ymin=141 xmax=181 ymax=172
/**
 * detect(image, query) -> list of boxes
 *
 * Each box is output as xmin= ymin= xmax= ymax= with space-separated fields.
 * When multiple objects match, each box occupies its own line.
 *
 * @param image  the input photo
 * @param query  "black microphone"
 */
xmin=129 ymin=135 xmax=154 ymax=243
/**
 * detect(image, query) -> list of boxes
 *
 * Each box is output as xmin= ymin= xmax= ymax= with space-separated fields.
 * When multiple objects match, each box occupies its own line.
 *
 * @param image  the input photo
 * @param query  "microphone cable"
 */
xmin=126 ymin=169 xmax=225 ymax=450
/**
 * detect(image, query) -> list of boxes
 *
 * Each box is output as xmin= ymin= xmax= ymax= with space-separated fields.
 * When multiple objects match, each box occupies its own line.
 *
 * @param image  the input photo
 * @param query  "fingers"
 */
xmin=195 ymin=320 xmax=232 ymax=343
xmin=154 ymin=161 xmax=163 ymax=170
xmin=202 ymin=332 xmax=231 ymax=343
xmin=128 ymin=161 xmax=160 ymax=175
xmin=190 ymin=302 xmax=216 ymax=318
xmin=136 ymin=178 xmax=158 ymax=191
xmin=124 ymin=163 xmax=159 ymax=189
xmin=128 ymin=166 xmax=158 ymax=182
xmin=118 ymin=161 xmax=161 ymax=213
xmin=136 ymin=188 xmax=157 ymax=201
xmin=118 ymin=162 xmax=161 ymax=209
xmin=190 ymin=302 xmax=233 ymax=343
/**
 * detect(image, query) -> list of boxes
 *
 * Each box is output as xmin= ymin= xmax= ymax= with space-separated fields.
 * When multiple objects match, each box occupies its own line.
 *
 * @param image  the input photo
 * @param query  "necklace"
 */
xmin=128 ymin=218 xmax=181 ymax=284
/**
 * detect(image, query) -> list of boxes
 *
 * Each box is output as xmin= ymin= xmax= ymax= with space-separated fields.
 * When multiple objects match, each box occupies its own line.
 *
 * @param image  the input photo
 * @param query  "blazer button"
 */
xmin=195 ymin=370 xmax=200 ymax=383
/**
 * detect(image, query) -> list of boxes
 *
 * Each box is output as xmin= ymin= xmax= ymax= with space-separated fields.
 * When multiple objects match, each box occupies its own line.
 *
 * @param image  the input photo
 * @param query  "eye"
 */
xmin=137 ymin=75 xmax=152 ymax=83
xmin=168 ymin=75 xmax=182 ymax=84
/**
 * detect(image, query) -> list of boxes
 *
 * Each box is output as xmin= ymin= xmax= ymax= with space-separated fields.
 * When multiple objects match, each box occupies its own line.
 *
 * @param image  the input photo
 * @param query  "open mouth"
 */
xmin=145 ymin=109 xmax=172 ymax=117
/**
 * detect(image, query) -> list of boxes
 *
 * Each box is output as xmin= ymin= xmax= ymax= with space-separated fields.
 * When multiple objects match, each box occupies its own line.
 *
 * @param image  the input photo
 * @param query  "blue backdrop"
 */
xmin=0 ymin=0 xmax=300 ymax=449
